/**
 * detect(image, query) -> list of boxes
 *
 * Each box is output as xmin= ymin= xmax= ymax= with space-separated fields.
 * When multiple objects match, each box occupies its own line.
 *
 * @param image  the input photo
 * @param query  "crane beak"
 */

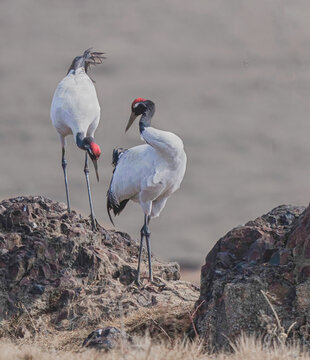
xmin=91 ymin=158 xmax=100 ymax=182
xmin=125 ymin=112 xmax=137 ymax=132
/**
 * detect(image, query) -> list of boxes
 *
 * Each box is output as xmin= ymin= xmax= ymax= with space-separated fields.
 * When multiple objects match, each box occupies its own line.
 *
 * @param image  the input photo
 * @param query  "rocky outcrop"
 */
xmin=0 ymin=196 xmax=198 ymax=338
xmin=194 ymin=204 xmax=310 ymax=350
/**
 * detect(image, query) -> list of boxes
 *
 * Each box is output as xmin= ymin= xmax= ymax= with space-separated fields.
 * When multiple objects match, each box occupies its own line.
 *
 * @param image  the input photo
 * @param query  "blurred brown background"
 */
xmin=1 ymin=0 xmax=310 ymax=269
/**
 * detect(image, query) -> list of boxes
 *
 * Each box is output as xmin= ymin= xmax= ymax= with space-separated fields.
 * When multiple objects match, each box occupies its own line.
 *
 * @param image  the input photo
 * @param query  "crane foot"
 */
xmin=135 ymin=278 xmax=143 ymax=288
xmin=88 ymin=215 xmax=97 ymax=231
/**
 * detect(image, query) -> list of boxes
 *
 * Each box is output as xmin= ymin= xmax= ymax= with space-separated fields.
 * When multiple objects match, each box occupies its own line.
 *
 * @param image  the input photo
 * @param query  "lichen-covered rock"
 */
xmin=0 ymin=196 xmax=198 ymax=337
xmin=194 ymin=204 xmax=310 ymax=350
xmin=83 ymin=327 xmax=131 ymax=350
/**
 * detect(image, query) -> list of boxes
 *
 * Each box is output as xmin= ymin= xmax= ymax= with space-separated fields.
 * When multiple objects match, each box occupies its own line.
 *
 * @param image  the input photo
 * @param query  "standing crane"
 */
xmin=51 ymin=49 xmax=105 ymax=230
xmin=107 ymin=98 xmax=187 ymax=285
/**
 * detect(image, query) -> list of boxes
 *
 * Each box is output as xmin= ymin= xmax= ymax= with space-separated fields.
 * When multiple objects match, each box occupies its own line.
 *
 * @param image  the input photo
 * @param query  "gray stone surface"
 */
xmin=194 ymin=204 xmax=310 ymax=349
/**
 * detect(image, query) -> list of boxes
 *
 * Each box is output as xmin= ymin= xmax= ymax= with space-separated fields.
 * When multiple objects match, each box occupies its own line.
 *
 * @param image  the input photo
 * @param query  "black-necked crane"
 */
xmin=107 ymin=98 xmax=187 ymax=285
xmin=50 ymin=48 xmax=105 ymax=230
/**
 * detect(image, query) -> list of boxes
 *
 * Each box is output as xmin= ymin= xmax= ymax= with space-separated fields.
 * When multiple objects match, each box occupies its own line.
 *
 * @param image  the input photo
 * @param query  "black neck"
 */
xmin=76 ymin=132 xmax=84 ymax=149
xmin=76 ymin=133 xmax=94 ymax=150
xmin=139 ymin=101 xmax=155 ymax=133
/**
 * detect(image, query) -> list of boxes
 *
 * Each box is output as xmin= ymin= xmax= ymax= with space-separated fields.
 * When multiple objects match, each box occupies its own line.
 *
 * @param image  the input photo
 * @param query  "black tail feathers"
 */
xmin=106 ymin=147 xmax=129 ymax=225
xmin=112 ymin=148 xmax=127 ymax=169
xmin=106 ymin=190 xmax=129 ymax=226
xmin=107 ymin=190 xmax=116 ymax=226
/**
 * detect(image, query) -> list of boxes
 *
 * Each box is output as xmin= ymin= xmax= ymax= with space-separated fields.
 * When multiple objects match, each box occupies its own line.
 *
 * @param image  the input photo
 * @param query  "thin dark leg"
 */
xmin=136 ymin=215 xmax=151 ymax=285
xmin=145 ymin=216 xmax=153 ymax=281
xmin=62 ymin=148 xmax=71 ymax=212
xmin=136 ymin=230 xmax=144 ymax=285
xmin=84 ymin=152 xmax=96 ymax=230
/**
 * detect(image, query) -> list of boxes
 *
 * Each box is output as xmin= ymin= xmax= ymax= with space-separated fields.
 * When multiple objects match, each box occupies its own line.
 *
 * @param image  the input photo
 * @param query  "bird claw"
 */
xmin=134 ymin=276 xmax=166 ymax=290
xmin=95 ymin=218 xmax=104 ymax=229
xmin=89 ymin=215 xmax=101 ymax=232
xmin=135 ymin=278 xmax=143 ymax=288
xmin=150 ymin=277 xmax=166 ymax=289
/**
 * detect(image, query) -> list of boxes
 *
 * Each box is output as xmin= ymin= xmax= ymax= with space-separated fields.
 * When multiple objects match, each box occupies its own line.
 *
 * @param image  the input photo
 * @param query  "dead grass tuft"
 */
xmin=217 ymin=335 xmax=309 ymax=360
xmin=259 ymin=290 xmax=297 ymax=347
xmin=109 ymin=302 xmax=194 ymax=343
xmin=0 ymin=335 xmax=309 ymax=360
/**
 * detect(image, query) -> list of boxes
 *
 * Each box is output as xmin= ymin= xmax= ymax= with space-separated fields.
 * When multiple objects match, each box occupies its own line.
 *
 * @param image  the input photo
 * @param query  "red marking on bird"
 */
xmin=132 ymin=98 xmax=146 ymax=108
xmin=90 ymin=142 xmax=101 ymax=159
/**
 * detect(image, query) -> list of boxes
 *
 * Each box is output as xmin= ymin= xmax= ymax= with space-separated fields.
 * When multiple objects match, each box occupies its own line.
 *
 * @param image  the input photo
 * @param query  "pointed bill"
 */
xmin=91 ymin=158 xmax=100 ymax=182
xmin=125 ymin=112 xmax=137 ymax=132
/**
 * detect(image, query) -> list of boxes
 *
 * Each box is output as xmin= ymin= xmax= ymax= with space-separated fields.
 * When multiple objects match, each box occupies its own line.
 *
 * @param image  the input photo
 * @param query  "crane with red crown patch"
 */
xmin=107 ymin=98 xmax=187 ymax=287
xmin=50 ymin=48 xmax=105 ymax=230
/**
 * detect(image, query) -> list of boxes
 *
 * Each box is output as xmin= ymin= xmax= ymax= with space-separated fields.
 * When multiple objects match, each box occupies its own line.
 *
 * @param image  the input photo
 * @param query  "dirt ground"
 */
xmin=1 ymin=0 xmax=310 ymax=267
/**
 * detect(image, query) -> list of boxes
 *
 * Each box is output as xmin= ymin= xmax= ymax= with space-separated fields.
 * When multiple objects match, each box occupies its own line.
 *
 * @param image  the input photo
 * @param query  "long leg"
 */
xmin=136 ymin=214 xmax=151 ymax=285
xmin=136 ymin=230 xmax=144 ymax=285
xmin=145 ymin=215 xmax=153 ymax=281
xmin=62 ymin=147 xmax=71 ymax=212
xmin=84 ymin=152 xmax=96 ymax=230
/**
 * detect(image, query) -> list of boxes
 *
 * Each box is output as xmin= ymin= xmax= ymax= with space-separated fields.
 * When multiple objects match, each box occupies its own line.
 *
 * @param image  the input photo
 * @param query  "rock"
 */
xmin=82 ymin=327 xmax=131 ymax=350
xmin=0 ymin=196 xmax=198 ymax=336
xmin=194 ymin=204 xmax=310 ymax=350
xmin=29 ymin=284 xmax=45 ymax=295
xmin=15 ymin=325 xmax=31 ymax=339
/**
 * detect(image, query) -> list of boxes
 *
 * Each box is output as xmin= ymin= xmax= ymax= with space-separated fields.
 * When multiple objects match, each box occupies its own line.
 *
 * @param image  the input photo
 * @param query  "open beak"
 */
xmin=125 ymin=112 xmax=137 ymax=132
xmin=91 ymin=158 xmax=99 ymax=182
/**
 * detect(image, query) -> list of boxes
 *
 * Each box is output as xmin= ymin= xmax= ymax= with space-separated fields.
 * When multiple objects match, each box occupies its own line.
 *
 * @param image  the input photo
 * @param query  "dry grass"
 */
xmin=120 ymin=303 xmax=194 ymax=341
xmin=0 ymin=302 xmax=195 ymax=352
xmin=0 ymin=335 xmax=309 ymax=360
xmin=217 ymin=336 xmax=309 ymax=360
xmin=1 ymin=296 xmax=309 ymax=359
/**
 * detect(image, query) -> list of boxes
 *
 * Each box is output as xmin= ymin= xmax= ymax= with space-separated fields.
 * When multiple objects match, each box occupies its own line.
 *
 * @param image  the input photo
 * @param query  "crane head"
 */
xmin=131 ymin=98 xmax=146 ymax=110
xmin=89 ymin=142 xmax=101 ymax=160
xmin=126 ymin=98 xmax=146 ymax=132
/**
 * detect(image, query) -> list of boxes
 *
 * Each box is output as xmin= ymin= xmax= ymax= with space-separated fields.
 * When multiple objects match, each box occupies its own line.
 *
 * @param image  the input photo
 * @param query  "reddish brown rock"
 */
xmin=0 ymin=196 xmax=198 ymax=336
xmin=194 ymin=204 xmax=310 ymax=350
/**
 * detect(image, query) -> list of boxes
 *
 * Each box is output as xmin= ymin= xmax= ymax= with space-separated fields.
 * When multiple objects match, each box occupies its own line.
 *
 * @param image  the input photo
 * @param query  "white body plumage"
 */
xmin=109 ymin=126 xmax=187 ymax=218
xmin=50 ymin=68 xmax=101 ymax=146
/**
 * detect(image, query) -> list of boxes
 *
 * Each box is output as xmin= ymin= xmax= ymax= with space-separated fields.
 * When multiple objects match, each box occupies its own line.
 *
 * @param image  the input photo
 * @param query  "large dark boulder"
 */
xmin=194 ymin=204 xmax=310 ymax=350
xmin=0 ymin=196 xmax=198 ymax=338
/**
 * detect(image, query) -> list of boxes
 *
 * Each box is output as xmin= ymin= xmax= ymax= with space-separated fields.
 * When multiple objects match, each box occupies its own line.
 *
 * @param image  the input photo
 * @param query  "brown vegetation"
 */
xmin=1 ymin=335 xmax=309 ymax=360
